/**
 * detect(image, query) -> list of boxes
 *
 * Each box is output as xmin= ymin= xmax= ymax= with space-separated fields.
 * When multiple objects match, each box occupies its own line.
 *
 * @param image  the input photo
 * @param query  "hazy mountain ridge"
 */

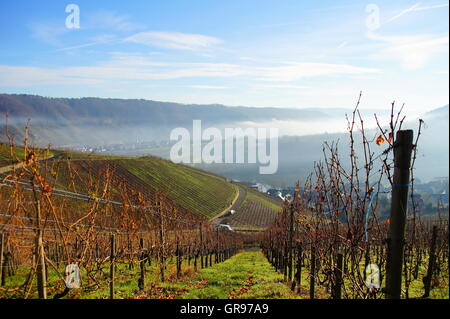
xmin=0 ymin=93 xmax=339 ymax=146
xmin=0 ymin=94 xmax=331 ymax=123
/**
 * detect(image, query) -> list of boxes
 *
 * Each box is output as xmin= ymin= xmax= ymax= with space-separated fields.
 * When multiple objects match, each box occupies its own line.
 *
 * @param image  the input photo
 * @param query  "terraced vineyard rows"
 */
xmin=227 ymin=200 xmax=280 ymax=229
xmin=39 ymin=157 xmax=234 ymax=221
xmin=116 ymin=158 xmax=236 ymax=219
xmin=243 ymin=185 xmax=283 ymax=208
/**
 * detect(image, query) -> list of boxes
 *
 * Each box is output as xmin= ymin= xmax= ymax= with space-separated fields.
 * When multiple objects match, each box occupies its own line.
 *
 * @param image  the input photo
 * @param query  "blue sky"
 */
xmin=0 ymin=0 xmax=448 ymax=114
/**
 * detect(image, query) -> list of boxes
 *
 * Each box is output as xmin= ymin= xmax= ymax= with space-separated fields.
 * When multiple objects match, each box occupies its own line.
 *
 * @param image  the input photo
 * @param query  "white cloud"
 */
xmin=0 ymin=65 xmax=103 ymax=86
xmin=87 ymin=11 xmax=144 ymax=32
xmin=0 ymin=55 xmax=246 ymax=87
xmin=30 ymin=23 xmax=68 ymax=46
xmin=367 ymin=32 xmax=449 ymax=70
xmin=257 ymin=62 xmax=379 ymax=82
xmin=336 ymin=41 xmax=348 ymax=49
xmin=387 ymin=2 xmax=449 ymax=23
xmin=187 ymin=85 xmax=228 ymax=89
xmin=0 ymin=52 xmax=383 ymax=89
xmin=124 ymin=31 xmax=223 ymax=51
xmin=55 ymin=35 xmax=118 ymax=52
xmin=252 ymin=84 xmax=308 ymax=89
xmin=31 ymin=11 xmax=142 ymax=49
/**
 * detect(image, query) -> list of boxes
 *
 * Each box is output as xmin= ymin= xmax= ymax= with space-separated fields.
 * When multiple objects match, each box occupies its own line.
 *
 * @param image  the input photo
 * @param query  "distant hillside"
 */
xmin=424 ymin=104 xmax=449 ymax=117
xmin=414 ymin=104 xmax=449 ymax=182
xmin=0 ymin=93 xmax=332 ymax=147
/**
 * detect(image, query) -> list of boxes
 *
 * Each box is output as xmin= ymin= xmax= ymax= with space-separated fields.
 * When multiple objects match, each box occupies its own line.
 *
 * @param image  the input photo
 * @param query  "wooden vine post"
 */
xmin=199 ymin=223 xmax=204 ymax=269
xmin=176 ymin=238 xmax=181 ymax=278
xmin=215 ymin=228 xmax=219 ymax=264
xmin=295 ymin=242 xmax=302 ymax=294
xmin=110 ymin=234 xmax=116 ymax=299
xmin=33 ymin=195 xmax=47 ymax=299
xmin=423 ymin=225 xmax=438 ymax=298
xmin=0 ymin=233 xmax=4 ymax=287
xmin=385 ymin=130 xmax=414 ymax=299
xmin=157 ymin=201 xmax=166 ymax=282
xmin=287 ymin=201 xmax=294 ymax=282
xmin=309 ymin=246 xmax=316 ymax=299
xmin=138 ymin=237 xmax=145 ymax=290
xmin=332 ymin=253 xmax=343 ymax=299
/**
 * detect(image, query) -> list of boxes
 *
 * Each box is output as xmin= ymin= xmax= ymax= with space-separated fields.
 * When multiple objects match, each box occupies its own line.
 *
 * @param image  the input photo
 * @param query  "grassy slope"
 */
xmin=0 ymin=143 xmax=26 ymax=166
xmin=237 ymin=185 xmax=282 ymax=212
xmin=3 ymin=148 xmax=237 ymax=220
xmin=0 ymin=143 xmax=54 ymax=166
xmin=116 ymin=157 xmax=237 ymax=219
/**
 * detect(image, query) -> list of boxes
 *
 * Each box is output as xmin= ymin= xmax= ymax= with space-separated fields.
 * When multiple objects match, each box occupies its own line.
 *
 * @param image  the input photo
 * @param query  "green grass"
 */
xmin=178 ymin=251 xmax=299 ymax=299
xmin=0 ymin=143 xmax=23 ymax=166
xmin=0 ymin=143 xmax=53 ymax=167
xmin=1 ymin=250 xmax=447 ymax=299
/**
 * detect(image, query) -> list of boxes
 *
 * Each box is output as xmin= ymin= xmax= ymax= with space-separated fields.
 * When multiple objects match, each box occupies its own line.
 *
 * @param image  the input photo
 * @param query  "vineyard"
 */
xmin=116 ymin=157 xmax=237 ymax=219
xmin=227 ymin=200 xmax=280 ymax=231
xmin=0 ymin=126 xmax=250 ymax=299
xmin=216 ymin=184 xmax=282 ymax=231
xmin=261 ymin=100 xmax=449 ymax=299
xmin=0 ymin=100 xmax=449 ymax=300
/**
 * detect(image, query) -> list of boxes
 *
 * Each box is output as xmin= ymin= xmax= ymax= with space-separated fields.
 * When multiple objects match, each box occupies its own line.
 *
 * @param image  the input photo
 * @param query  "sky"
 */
xmin=0 ymin=0 xmax=448 ymax=115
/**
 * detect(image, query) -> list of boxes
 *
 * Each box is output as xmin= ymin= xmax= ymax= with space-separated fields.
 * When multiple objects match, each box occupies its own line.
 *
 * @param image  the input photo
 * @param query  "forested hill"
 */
xmin=0 ymin=93 xmax=336 ymax=146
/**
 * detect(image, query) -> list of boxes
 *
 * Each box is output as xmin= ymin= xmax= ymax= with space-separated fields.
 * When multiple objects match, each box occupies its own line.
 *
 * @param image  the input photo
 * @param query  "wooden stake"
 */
xmin=34 ymin=199 xmax=47 ymax=299
xmin=0 ymin=233 xmax=4 ymax=287
xmin=295 ymin=242 xmax=302 ymax=294
xmin=287 ymin=203 xmax=294 ymax=282
xmin=138 ymin=238 xmax=145 ymax=290
xmin=110 ymin=234 xmax=116 ymax=299
xmin=332 ymin=253 xmax=343 ymax=299
xmin=199 ymin=223 xmax=204 ymax=269
xmin=158 ymin=202 xmax=165 ymax=282
xmin=385 ymin=130 xmax=414 ymax=299
xmin=309 ymin=247 xmax=316 ymax=299
xmin=423 ymin=226 xmax=438 ymax=298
